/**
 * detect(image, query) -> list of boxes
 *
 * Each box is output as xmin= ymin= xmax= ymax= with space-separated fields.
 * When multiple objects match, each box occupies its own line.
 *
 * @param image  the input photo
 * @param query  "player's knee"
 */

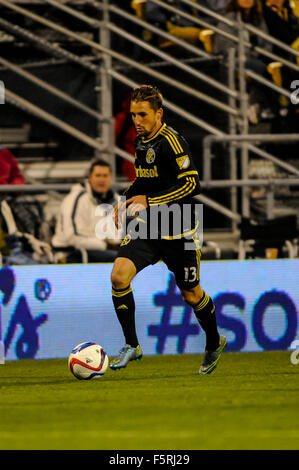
xmin=180 ymin=286 xmax=203 ymax=306
xmin=111 ymin=269 xmax=128 ymax=289
xmin=111 ymin=263 xmax=134 ymax=289
xmin=181 ymin=290 xmax=196 ymax=305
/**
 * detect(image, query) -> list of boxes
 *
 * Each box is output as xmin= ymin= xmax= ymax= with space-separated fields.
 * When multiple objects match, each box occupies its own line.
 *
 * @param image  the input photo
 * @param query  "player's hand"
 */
xmin=126 ymin=195 xmax=148 ymax=217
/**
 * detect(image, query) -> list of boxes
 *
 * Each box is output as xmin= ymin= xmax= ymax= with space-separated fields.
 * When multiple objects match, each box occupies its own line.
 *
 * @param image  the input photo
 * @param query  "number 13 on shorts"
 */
xmin=184 ymin=266 xmax=197 ymax=282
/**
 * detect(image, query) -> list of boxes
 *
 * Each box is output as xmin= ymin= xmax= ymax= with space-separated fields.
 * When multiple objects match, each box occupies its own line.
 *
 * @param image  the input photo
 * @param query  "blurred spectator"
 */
xmin=0 ymin=146 xmax=26 ymax=185
xmin=206 ymin=0 xmax=232 ymax=11
xmin=262 ymin=0 xmax=299 ymax=54
xmin=290 ymin=0 xmax=299 ymax=18
xmin=247 ymin=0 xmax=299 ymax=122
xmin=52 ymin=159 xmax=121 ymax=263
xmin=207 ymin=0 xmax=275 ymax=123
xmin=131 ymin=0 xmax=215 ymax=53
xmin=115 ymin=93 xmax=136 ymax=182
xmin=131 ymin=0 xmax=147 ymax=20
xmin=213 ymin=0 xmax=265 ymax=54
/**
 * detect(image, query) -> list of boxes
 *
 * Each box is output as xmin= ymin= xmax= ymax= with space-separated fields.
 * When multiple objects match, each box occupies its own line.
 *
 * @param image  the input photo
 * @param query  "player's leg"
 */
xmin=111 ymin=256 xmax=139 ymax=348
xmin=180 ymin=285 xmax=220 ymax=352
xmin=180 ymin=284 xmax=226 ymax=374
xmin=162 ymin=238 xmax=226 ymax=374
xmin=110 ymin=256 xmax=143 ymax=369
xmin=110 ymin=237 xmax=160 ymax=370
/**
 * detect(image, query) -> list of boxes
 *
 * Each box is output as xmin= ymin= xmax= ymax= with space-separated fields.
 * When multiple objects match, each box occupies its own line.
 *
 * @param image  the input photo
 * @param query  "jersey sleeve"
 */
xmin=123 ymin=177 xmax=144 ymax=200
xmin=146 ymin=130 xmax=200 ymax=207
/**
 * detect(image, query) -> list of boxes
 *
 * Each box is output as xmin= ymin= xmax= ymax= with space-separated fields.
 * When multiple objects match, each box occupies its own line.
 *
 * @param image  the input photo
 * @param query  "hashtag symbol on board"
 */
xmin=148 ymin=274 xmax=200 ymax=354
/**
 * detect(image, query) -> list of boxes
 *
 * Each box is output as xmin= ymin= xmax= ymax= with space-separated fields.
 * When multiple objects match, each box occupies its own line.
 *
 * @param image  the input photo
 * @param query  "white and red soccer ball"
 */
xmin=68 ymin=342 xmax=109 ymax=380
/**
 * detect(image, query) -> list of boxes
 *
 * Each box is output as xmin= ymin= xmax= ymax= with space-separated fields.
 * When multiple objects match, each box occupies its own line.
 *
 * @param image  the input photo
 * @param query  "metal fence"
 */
xmin=0 ymin=0 xmax=298 ymax=228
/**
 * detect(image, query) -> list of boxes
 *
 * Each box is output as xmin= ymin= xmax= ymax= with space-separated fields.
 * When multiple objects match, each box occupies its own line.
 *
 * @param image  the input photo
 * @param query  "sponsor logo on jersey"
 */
xmin=176 ymin=155 xmax=190 ymax=170
xmin=135 ymin=165 xmax=159 ymax=178
xmin=146 ymin=147 xmax=156 ymax=164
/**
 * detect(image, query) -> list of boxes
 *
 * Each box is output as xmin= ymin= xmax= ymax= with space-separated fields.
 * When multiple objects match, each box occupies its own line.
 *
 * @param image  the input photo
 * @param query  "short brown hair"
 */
xmin=88 ymin=158 xmax=111 ymax=175
xmin=131 ymin=84 xmax=163 ymax=112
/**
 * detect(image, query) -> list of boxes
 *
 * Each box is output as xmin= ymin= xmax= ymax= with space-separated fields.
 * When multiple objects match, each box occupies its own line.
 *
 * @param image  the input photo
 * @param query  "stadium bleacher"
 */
xmin=0 ymin=0 xmax=298 ymax=264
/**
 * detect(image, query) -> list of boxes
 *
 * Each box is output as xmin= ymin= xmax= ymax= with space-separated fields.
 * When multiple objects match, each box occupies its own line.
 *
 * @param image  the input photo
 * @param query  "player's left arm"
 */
xmin=146 ymin=132 xmax=200 ymax=207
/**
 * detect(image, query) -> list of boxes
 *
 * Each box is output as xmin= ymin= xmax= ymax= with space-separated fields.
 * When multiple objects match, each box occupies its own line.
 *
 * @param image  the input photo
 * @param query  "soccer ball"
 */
xmin=68 ymin=342 xmax=109 ymax=380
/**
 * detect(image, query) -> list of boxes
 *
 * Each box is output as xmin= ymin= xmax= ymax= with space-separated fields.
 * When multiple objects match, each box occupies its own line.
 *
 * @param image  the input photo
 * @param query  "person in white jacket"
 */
xmin=52 ymin=159 xmax=121 ymax=262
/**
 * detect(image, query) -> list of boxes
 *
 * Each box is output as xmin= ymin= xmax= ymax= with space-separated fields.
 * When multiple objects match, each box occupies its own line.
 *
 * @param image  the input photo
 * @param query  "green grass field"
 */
xmin=0 ymin=351 xmax=298 ymax=450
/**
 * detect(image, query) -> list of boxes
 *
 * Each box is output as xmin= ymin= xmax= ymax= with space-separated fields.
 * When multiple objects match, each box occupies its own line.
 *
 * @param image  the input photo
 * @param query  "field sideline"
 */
xmin=0 ymin=351 xmax=298 ymax=450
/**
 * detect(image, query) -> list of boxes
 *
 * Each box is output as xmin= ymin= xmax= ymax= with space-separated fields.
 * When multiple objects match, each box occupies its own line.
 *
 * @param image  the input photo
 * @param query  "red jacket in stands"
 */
xmin=115 ymin=95 xmax=137 ymax=182
xmin=0 ymin=147 xmax=26 ymax=185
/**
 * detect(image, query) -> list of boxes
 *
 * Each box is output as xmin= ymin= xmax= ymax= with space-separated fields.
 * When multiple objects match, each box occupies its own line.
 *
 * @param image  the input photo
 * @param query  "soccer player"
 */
xmin=110 ymin=85 xmax=226 ymax=375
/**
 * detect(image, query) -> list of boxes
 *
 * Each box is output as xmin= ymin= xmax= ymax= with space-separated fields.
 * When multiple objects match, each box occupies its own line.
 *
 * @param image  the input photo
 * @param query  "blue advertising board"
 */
xmin=0 ymin=259 xmax=298 ymax=360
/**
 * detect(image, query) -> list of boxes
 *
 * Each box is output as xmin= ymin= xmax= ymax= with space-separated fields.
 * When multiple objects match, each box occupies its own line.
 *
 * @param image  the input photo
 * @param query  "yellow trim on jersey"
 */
xmin=163 ymin=127 xmax=183 ymax=153
xmin=148 ymin=177 xmax=196 ymax=205
xmin=161 ymin=129 xmax=184 ymax=155
xmin=196 ymin=248 xmax=201 ymax=280
xmin=161 ymin=131 xmax=178 ymax=154
xmin=161 ymin=222 xmax=199 ymax=240
xmin=148 ymin=176 xmax=196 ymax=205
xmin=142 ymin=123 xmax=166 ymax=143
xmin=148 ymin=182 xmax=193 ymax=206
xmin=161 ymin=130 xmax=181 ymax=154
xmin=148 ymin=178 xmax=192 ymax=204
xmin=177 ymin=170 xmax=199 ymax=179
xmin=112 ymin=286 xmax=133 ymax=298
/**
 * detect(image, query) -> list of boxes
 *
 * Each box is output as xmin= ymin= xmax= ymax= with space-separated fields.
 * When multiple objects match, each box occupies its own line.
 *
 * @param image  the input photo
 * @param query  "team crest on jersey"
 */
xmin=176 ymin=155 xmax=190 ymax=170
xmin=121 ymin=234 xmax=132 ymax=246
xmin=146 ymin=147 xmax=156 ymax=164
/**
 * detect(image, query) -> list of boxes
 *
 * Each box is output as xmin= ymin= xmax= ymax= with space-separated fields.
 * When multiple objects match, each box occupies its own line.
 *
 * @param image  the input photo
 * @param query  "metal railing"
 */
xmin=175 ymin=0 xmax=299 ymax=69
xmin=0 ymin=17 xmax=98 ymax=72
xmin=204 ymin=134 xmax=299 ymax=182
xmin=0 ymin=56 xmax=107 ymax=122
xmin=0 ymin=0 xmax=227 ymax=134
xmin=0 ymin=181 xmax=130 ymax=193
xmin=203 ymin=134 xmax=299 ymax=220
xmin=92 ymin=0 xmax=299 ymax=222
xmin=4 ymin=88 xmax=108 ymax=152
xmin=0 ymin=0 xmax=298 ymax=229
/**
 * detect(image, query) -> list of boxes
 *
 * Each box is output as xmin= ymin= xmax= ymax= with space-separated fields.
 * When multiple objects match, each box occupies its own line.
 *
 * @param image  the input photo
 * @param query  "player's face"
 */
xmin=130 ymin=100 xmax=163 ymax=138
xmin=89 ymin=165 xmax=112 ymax=194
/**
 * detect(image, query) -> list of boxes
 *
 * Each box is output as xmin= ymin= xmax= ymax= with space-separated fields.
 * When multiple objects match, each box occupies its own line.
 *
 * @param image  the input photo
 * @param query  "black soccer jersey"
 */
xmin=125 ymin=122 xmax=200 ymax=203
xmin=124 ymin=122 xmax=201 ymax=239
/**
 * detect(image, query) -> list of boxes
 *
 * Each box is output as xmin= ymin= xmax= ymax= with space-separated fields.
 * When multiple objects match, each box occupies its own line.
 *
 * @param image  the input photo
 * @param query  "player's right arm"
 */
xmin=113 ymin=169 xmax=146 ymax=228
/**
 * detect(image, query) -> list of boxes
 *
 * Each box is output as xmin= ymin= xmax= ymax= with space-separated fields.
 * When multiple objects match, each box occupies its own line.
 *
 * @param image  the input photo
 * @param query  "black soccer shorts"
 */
xmin=116 ymin=234 xmax=201 ymax=290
